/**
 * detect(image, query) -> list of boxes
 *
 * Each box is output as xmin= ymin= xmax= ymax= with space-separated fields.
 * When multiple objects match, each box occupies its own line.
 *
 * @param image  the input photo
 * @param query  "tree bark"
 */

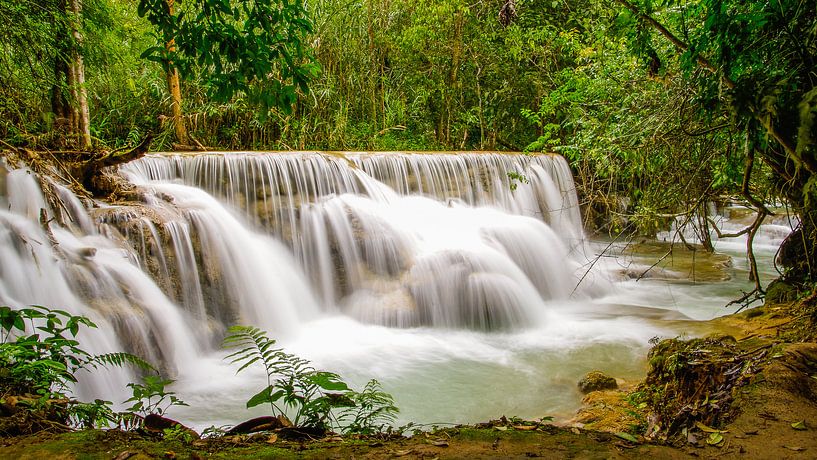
xmin=68 ymin=0 xmax=92 ymax=149
xmin=165 ymin=0 xmax=190 ymax=146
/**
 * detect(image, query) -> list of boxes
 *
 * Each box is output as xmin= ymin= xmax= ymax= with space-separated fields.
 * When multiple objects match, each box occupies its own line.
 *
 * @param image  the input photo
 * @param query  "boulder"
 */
xmin=578 ymin=371 xmax=618 ymax=394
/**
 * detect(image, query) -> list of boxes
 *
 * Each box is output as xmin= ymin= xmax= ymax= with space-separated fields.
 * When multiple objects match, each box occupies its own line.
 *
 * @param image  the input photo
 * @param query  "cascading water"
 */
xmin=2 ymin=151 xmax=782 ymax=428
xmin=120 ymin=152 xmax=601 ymax=329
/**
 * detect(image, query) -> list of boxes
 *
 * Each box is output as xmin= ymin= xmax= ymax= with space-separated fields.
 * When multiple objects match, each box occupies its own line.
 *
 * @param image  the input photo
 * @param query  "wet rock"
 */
xmin=578 ymin=371 xmax=618 ymax=394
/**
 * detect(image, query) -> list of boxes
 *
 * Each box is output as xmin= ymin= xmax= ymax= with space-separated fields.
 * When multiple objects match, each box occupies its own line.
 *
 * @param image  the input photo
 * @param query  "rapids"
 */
xmin=0 ymin=152 xmax=792 ymax=429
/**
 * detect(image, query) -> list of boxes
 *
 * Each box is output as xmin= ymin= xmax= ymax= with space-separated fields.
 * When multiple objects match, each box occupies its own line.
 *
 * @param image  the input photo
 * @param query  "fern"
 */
xmin=224 ymin=325 xmax=287 ymax=416
xmin=90 ymin=352 xmax=156 ymax=373
xmin=340 ymin=379 xmax=399 ymax=435
xmin=223 ymin=325 xmax=394 ymax=433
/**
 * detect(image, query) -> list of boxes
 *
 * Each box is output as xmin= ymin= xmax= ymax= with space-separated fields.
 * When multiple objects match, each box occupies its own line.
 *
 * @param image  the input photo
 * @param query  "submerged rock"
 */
xmin=578 ymin=371 xmax=618 ymax=394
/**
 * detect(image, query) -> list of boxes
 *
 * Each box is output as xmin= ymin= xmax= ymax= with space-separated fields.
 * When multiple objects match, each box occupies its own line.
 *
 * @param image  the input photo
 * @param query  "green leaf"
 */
xmin=308 ymin=372 xmax=349 ymax=391
xmin=792 ymin=420 xmax=807 ymax=431
xmin=246 ymin=386 xmax=274 ymax=408
xmin=695 ymin=421 xmax=727 ymax=433
xmin=706 ymin=432 xmax=724 ymax=446
xmin=614 ymin=432 xmax=638 ymax=443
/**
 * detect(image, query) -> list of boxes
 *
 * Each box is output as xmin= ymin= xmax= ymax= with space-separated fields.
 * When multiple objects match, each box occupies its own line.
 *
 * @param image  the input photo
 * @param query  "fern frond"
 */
xmin=88 ymin=352 xmax=156 ymax=373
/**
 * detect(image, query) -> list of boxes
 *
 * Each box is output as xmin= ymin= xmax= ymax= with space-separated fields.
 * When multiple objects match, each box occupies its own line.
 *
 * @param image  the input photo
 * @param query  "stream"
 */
xmin=0 ymin=151 xmax=793 ymax=431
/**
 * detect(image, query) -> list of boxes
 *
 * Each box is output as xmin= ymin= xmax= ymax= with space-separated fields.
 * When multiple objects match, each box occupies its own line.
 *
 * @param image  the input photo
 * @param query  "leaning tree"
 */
xmin=614 ymin=0 xmax=817 ymax=286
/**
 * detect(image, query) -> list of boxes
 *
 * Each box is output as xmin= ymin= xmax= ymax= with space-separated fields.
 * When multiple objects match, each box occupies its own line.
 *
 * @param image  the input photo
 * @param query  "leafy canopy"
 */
xmin=137 ymin=0 xmax=320 ymax=116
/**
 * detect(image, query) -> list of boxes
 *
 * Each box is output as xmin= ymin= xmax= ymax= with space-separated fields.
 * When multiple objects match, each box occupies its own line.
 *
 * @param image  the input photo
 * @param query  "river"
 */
xmin=0 ymin=151 xmax=792 ymax=431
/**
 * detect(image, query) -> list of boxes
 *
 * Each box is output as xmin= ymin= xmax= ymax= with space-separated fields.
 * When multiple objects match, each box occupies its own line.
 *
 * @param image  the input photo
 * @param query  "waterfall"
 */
xmin=1 ymin=151 xmax=603 ymax=404
xmin=121 ymin=152 xmax=600 ymax=328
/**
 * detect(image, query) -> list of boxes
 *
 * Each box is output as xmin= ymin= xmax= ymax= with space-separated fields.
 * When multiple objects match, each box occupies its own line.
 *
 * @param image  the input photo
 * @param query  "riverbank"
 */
xmin=3 ymin=296 xmax=814 ymax=459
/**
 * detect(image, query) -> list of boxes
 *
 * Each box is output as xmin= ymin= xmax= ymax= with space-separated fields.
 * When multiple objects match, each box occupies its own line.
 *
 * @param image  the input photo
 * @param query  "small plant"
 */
xmin=223 ymin=325 xmax=398 ymax=434
xmin=67 ymin=399 xmax=118 ymax=429
xmin=163 ymin=424 xmax=195 ymax=443
xmin=506 ymin=171 xmax=529 ymax=191
xmin=125 ymin=374 xmax=188 ymax=417
xmin=0 ymin=305 xmax=155 ymax=431
xmin=339 ymin=379 xmax=398 ymax=435
xmin=201 ymin=424 xmax=230 ymax=438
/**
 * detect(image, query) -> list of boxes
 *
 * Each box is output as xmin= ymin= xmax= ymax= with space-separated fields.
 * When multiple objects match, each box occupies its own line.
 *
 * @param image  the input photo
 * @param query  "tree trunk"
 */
xmin=165 ymin=0 xmax=190 ymax=146
xmin=51 ymin=47 xmax=71 ymax=131
xmin=167 ymin=67 xmax=189 ymax=145
xmin=69 ymin=0 xmax=91 ymax=149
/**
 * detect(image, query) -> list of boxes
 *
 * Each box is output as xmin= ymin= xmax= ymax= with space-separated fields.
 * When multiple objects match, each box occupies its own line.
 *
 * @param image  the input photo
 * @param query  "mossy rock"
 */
xmin=578 ymin=371 xmax=618 ymax=393
xmin=765 ymin=279 xmax=799 ymax=304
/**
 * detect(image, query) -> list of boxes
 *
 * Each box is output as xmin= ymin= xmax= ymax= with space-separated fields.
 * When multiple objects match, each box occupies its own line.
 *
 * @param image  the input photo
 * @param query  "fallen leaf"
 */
xmin=324 ymin=436 xmax=343 ymax=442
xmin=113 ymin=452 xmax=137 ymax=460
xmin=394 ymin=449 xmax=413 ymax=456
xmin=695 ymin=421 xmax=727 ymax=433
xmin=613 ymin=442 xmax=637 ymax=449
xmin=783 ymin=446 xmax=806 ymax=452
xmin=792 ymin=421 xmax=807 ymax=430
xmin=744 ymin=430 xmax=759 ymax=435
xmin=570 ymin=427 xmax=581 ymax=435
xmin=614 ymin=432 xmax=638 ymax=443
xmin=495 ymin=426 xmax=508 ymax=431
xmin=266 ymin=433 xmax=278 ymax=444
xmin=706 ymin=433 xmax=724 ymax=446
xmin=513 ymin=425 xmax=536 ymax=431
xmin=430 ymin=440 xmax=449 ymax=447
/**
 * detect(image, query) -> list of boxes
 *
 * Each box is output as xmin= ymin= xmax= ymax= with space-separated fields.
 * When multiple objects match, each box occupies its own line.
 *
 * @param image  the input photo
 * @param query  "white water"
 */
xmin=0 ymin=152 xmax=793 ymax=429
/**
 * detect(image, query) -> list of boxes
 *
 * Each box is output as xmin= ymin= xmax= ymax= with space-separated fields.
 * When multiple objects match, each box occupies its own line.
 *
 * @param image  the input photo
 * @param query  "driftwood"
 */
xmin=226 ymin=415 xmax=293 ymax=435
xmin=79 ymin=132 xmax=153 ymax=189
xmin=143 ymin=413 xmax=200 ymax=439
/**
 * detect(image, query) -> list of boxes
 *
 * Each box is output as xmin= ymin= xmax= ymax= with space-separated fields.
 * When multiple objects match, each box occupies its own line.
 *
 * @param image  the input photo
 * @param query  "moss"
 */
xmin=765 ymin=279 xmax=800 ymax=304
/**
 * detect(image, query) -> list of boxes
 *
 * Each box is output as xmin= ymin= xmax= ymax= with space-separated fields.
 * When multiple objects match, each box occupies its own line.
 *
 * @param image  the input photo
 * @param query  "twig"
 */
xmin=636 ymin=247 xmax=673 ymax=282
xmin=571 ymin=235 xmax=625 ymax=297
xmin=0 ymin=138 xmax=22 ymax=151
xmin=726 ymin=289 xmax=765 ymax=313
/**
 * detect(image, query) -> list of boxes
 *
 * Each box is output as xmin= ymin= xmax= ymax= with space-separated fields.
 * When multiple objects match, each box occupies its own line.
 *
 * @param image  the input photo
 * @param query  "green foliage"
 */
xmin=125 ymin=374 xmax=188 ymax=417
xmin=223 ymin=325 xmax=397 ymax=433
xmin=67 ymin=399 xmax=118 ymax=429
xmin=137 ymin=0 xmax=318 ymax=117
xmin=613 ymin=0 xmax=817 ymax=277
xmin=339 ymin=379 xmax=399 ymax=435
xmin=0 ymin=305 xmax=155 ymax=429
xmin=507 ymin=171 xmax=529 ymax=192
xmin=163 ymin=424 xmax=195 ymax=443
xmin=1 ymin=305 xmax=101 ymax=398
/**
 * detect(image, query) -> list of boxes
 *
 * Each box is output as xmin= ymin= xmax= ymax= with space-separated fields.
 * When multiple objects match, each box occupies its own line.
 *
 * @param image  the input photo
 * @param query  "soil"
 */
xmin=2 ymin=300 xmax=816 ymax=459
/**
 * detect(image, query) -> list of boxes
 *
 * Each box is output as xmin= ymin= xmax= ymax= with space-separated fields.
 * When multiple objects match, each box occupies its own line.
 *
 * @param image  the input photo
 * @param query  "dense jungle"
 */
xmin=1 ymin=0 xmax=816 ymax=458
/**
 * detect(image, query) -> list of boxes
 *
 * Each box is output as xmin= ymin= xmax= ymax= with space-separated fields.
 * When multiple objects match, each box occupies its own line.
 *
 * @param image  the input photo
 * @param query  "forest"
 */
xmin=0 ymin=0 xmax=817 ymax=458
xmin=4 ymin=0 xmax=816 ymax=281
